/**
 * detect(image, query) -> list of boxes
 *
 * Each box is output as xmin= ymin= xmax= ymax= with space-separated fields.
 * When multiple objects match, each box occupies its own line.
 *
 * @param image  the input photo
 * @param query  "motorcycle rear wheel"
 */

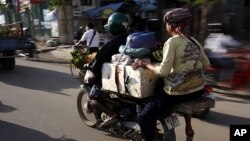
xmin=77 ymin=88 xmax=97 ymax=127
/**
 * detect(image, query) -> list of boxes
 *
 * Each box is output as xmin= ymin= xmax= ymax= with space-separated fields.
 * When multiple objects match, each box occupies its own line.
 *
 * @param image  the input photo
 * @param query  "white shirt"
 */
xmin=79 ymin=29 xmax=100 ymax=48
xmin=204 ymin=33 xmax=240 ymax=57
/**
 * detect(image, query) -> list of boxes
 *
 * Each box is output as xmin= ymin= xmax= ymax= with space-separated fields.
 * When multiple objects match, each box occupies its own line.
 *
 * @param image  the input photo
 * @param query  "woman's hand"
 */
xmin=132 ymin=60 xmax=148 ymax=70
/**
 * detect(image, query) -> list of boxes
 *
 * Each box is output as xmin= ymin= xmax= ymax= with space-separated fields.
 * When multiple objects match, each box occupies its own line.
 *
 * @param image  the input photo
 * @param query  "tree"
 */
xmin=47 ymin=0 xmax=73 ymax=44
xmin=158 ymin=0 xmax=218 ymax=45
xmin=48 ymin=0 xmax=72 ymax=9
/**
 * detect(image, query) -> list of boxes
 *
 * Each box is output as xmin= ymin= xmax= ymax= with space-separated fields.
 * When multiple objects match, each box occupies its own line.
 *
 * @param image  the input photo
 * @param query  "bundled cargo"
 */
xmin=118 ymin=31 xmax=158 ymax=58
xmin=101 ymin=31 xmax=160 ymax=98
xmin=0 ymin=22 xmax=22 ymax=38
xmin=102 ymin=62 xmax=158 ymax=98
xmin=0 ymin=22 xmax=24 ymax=70
xmin=0 ymin=25 xmax=8 ymax=38
xmin=126 ymin=32 xmax=158 ymax=49
xmin=0 ymin=22 xmax=24 ymax=50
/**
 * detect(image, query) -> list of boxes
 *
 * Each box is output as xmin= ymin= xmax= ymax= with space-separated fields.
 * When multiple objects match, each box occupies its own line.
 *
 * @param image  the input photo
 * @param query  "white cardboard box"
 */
xmin=102 ymin=63 xmax=157 ymax=98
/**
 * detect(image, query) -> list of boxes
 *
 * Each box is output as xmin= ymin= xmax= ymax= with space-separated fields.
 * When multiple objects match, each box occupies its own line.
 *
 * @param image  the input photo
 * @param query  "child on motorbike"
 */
xmin=85 ymin=12 xmax=129 ymax=128
xmin=132 ymin=8 xmax=210 ymax=141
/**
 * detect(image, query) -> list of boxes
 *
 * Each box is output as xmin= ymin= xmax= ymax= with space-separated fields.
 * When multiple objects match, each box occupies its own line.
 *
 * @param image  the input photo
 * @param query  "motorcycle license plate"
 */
xmin=164 ymin=114 xmax=180 ymax=130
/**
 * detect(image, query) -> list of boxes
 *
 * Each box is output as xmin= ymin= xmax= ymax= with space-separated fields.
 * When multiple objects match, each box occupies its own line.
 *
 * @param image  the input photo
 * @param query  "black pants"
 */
xmin=138 ymin=88 xmax=204 ymax=141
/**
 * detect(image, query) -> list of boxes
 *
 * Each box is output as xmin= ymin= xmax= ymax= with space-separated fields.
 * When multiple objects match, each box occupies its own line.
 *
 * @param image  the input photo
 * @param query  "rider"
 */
xmin=132 ymin=8 xmax=210 ymax=141
xmin=86 ymin=12 xmax=129 ymax=128
xmin=204 ymin=25 xmax=240 ymax=87
xmin=75 ymin=22 xmax=100 ymax=53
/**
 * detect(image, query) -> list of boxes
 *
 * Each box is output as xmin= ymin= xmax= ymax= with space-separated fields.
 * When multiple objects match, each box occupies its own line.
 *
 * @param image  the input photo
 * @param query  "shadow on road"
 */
xmin=0 ymin=120 xmax=77 ymax=141
xmin=0 ymin=101 xmax=17 ymax=113
xmin=0 ymin=65 xmax=80 ymax=96
xmin=212 ymin=85 xmax=250 ymax=100
xmin=202 ymin=111 xmax=250 ymax=126
xmin=215 ymin=96 xmax=249 ymax=104
xmin=214 ymin=91 xmax=250 ymax=100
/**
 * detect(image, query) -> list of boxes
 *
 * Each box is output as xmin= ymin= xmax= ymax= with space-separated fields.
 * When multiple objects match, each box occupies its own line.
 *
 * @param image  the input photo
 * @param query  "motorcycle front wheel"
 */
xmin=77 ymin=88 xmax=97 ymax=127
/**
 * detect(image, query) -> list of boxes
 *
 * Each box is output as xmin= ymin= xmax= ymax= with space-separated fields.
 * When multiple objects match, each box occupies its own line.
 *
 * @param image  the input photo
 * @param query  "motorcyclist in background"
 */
xmin=204 ymin=24 xmax=241 ymax=88
xmin=85 ymin=12 xmax=129 ymax=128
xmin=74 ymin=22 xmax=100 ymax=53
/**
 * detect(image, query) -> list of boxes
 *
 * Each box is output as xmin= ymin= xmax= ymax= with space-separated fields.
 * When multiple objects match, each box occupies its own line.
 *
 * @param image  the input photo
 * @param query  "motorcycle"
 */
xmin=77 ymin=81 xmax=215 ymax=141
xmin=204 ymin=59 xmax=250 ymax=89
xmin=23 ymin=28 xmax=36 ymax=58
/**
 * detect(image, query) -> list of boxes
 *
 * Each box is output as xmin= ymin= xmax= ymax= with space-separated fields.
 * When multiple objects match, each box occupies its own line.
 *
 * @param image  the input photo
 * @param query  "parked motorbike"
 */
xmin=77 ymin=81 xmax=215 ymax=141
xmin=23 ymin=28 xmax=36 ymax=58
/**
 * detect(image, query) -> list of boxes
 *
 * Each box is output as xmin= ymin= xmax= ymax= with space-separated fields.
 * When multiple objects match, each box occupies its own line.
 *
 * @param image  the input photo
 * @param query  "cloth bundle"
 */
xmin=119 ymin=31 xmax=158 ymax=58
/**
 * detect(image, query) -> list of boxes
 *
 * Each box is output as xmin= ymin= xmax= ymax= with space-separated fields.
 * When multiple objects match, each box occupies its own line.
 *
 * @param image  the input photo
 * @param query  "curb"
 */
xmin=36 ymin=45 xmax=72 ymax=53
xmin=36 ymin=47 xmax=57 ymax=53
xmin=26 ymin=57 xmax=70 ymax=64
xmin=27 ymin=44 xmax=73 ymax=64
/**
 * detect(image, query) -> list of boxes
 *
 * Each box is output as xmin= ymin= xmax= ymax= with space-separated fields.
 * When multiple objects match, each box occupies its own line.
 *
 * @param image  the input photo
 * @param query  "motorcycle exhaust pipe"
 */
xmin=122 ymin=121 xmax=141 ymax=131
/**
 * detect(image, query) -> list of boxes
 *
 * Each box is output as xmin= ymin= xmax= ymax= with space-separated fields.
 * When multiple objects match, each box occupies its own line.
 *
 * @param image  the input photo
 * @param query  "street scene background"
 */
xmin=1 ymin=0 xmax=250 ymax=141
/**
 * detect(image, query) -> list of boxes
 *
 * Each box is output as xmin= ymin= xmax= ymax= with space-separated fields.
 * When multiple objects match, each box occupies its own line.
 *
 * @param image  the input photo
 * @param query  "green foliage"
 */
xmin=177 ymin=0 xmax=218 ymax=5
xmin=70 ymin=50 xmax=84 ymax=69
xmin=70 ymin=49 xmax=90 ymax=69
xmin=48 ymin=0 xmax=72 ymax=9
xmin=0 ymin=25 xmax=8 ymax=38
xmin=0 ymin=3 xmax=12 ymax=10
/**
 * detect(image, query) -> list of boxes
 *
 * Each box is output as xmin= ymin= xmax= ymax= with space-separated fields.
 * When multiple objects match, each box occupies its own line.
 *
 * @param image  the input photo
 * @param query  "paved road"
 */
xmin=0 ymin=58 xmax=127 ymax=141
xmin=1 ymin=58 xmax=250 ymax=141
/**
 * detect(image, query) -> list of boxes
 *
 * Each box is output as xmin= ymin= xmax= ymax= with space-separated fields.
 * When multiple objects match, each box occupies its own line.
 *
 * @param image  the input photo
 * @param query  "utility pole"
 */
xmin=57 ymin=4 xmax=73 ymax=44
xmin=156 ymin=0 xmax=167 ymax=43
xmin=199 ymin=0 xmax=208 ymax=45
